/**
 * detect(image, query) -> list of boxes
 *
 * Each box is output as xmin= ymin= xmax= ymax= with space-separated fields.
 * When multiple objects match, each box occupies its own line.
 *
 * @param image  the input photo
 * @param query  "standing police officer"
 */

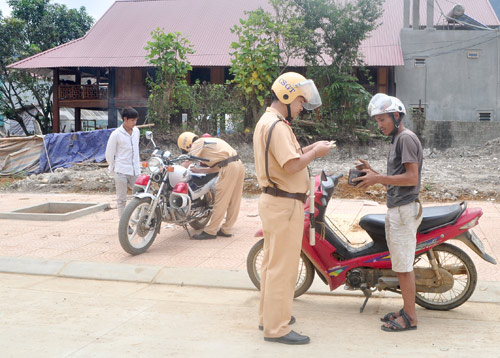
xmin=253 ymin=72 xmax=332 ymax=345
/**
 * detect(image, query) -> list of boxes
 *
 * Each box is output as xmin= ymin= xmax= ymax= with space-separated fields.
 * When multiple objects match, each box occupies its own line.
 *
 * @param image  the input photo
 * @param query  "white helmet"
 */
xmin=367 ymin=93 xmax=406 ymax=117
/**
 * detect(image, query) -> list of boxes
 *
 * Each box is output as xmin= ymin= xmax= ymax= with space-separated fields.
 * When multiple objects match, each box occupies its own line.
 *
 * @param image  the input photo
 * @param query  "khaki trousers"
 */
xmin=115 ymin=173 xmax=138 ymax=218
xmin=204 ymin=160 xmax=245 ymax=235
xmin=258 ymin=193 xmax=304 ymax=338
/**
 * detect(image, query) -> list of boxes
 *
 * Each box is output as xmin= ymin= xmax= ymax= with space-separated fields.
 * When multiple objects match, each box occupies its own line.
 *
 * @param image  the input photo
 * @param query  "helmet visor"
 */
xmin=295 ymin=79 xmax=322 ymax=110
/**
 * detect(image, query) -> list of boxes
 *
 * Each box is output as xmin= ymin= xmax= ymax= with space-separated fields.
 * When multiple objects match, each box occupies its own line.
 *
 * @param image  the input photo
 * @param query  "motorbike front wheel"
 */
xmin=118 ymin=197 xmax=161 ymax=255
xmin=414 ymin=243 xmax=477 ymax=310
xmin=246 ymin=238 xmax=315 ymax=298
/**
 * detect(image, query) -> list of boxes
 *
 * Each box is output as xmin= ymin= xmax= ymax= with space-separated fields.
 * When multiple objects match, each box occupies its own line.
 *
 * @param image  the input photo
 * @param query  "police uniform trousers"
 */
xmin=258 ymin=193 xmax=304 ymax=338
xmin=204 ymin=160 xmax=245 ymax=235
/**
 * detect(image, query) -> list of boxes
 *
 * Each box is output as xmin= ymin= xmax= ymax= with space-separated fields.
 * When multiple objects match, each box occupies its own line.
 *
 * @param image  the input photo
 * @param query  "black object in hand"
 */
xmin=348 ymin=169 xmax=366 ymax=186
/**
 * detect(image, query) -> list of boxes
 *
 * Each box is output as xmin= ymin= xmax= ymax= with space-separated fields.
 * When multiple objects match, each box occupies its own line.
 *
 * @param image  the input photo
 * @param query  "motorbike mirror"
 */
xmin=145 ymin=131 xmax=153 ymax=140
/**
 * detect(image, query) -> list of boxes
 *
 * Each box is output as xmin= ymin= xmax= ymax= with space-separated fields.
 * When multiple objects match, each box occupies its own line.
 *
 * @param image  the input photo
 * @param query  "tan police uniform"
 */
xmin=253 ymin=107 xmax=309 ymax=338
xmin=189 ymin=137 xmax=245 ymax=236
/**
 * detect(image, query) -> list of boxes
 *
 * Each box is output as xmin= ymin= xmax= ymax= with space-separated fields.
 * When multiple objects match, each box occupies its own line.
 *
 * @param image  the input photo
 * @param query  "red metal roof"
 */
xmin=8 ymin=0 xmax=500 ymax=71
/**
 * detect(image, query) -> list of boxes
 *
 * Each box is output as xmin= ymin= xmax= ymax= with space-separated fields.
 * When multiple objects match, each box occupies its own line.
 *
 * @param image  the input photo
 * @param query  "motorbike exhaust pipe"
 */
xmin=378 ymin=277 xmax=400 ymax=290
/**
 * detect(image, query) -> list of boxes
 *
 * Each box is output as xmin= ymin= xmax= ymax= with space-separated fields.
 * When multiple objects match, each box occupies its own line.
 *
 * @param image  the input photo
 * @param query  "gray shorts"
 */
xmin=385 ymin=201 xmax=423 ymax=273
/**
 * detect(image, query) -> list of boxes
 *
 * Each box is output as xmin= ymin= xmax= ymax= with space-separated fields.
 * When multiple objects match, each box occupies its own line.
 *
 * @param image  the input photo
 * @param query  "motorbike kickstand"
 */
xmin=183 ymin=225 xmax=193 ymax=240
xmin=360 ymin=286 xmax=372 ymax=313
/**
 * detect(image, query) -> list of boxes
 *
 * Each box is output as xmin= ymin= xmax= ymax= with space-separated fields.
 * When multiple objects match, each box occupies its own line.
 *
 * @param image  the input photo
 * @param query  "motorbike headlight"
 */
xmin=147 ymin=157 xmax=163 ymax=174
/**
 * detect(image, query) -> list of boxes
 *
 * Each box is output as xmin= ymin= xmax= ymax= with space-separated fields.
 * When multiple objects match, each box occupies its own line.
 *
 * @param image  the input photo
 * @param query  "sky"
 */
xmin=490 ymin=0 xmax=500 ymax=19
xmin=0 ymin=0 xmax=116 ymax=22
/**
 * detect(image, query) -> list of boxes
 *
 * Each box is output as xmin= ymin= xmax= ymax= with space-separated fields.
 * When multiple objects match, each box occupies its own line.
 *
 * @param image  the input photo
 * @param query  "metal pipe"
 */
xmin=309 ymin=176 xmax=315 ymax=246
xmin=426 ymin=0 xmax=434 ymax=30
xmin=412 ymin=0 xmax=420 ymax=30
xmin=404 ymin=0 xmax=410 ymax=28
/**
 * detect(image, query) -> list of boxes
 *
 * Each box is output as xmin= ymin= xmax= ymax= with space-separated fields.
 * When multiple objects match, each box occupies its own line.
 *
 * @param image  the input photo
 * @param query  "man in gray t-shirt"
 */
xmin=354 ymin=93 xmax=423 ymax=333
xmin=387 ymin=129 xmax=423 ymax=208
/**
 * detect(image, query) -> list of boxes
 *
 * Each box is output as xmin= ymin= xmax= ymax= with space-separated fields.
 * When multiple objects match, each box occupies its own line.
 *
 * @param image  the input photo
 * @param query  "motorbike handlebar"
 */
xmin=167 ymin=154 xmax=210 ymax=164
xmin=330 ymin=173 xmax=343 ymax=187
xmin=188 ymin=155 xmax=210 ymax=162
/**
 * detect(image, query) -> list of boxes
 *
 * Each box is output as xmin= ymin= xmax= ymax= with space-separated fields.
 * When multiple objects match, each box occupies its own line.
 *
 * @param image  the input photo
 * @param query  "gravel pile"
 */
xmin=3 ymin=137 xmax=499 ymax=203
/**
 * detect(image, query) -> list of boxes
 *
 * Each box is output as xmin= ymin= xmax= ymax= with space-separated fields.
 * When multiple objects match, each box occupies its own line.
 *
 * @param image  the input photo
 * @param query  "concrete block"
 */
xmin=0 ymin=202 xmax=109 ymax=221
xmin=0 ymin=256 xmax=65 ymax=276
xmin=59 ymin=261 xmax=160 ymax=283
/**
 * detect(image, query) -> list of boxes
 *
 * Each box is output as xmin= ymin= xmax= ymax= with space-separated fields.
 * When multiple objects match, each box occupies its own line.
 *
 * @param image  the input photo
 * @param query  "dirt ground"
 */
xmin=2 ymin=137 xmax=499 ymax=203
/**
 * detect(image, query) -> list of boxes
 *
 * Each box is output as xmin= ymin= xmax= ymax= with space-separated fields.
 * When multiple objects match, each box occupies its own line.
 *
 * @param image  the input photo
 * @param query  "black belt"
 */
xmin=211 ymin=154 xmax=240 ymax=168
xmin=263 ymin=187 xmax=307 ymax=204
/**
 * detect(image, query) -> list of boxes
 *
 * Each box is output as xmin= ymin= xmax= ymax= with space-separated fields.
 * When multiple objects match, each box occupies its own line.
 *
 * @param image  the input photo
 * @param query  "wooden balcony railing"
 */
xmin=59 ymin=84 xmax=108 ymax=101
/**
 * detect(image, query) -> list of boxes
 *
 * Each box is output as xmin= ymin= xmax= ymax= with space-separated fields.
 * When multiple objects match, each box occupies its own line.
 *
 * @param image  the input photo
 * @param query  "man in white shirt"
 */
xmin=105 ymin=107 xmax=141 ymax=217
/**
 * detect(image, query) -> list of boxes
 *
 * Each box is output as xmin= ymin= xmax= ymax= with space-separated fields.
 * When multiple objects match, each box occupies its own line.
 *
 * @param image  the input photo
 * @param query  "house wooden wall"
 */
xmin=115 ymin=68 xmax=149 ymax=108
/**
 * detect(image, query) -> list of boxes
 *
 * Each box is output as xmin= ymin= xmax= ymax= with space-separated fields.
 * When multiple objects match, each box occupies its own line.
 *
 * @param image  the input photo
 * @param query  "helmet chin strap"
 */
xmin=286 ymin=104 xmax=293 ymax=122
xmin=389 ymin=113 xmax=401 ymax=143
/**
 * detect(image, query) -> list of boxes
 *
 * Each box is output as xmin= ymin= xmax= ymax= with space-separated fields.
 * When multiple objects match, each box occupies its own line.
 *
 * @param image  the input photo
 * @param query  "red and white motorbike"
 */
xmin=118 ymin=131 xmax=218 ymax=255
xmin=247 ymin=171 xmax=497 ymax=312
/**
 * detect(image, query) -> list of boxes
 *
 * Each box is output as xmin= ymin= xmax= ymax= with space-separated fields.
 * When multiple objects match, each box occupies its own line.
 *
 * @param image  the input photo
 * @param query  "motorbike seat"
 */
xmin=417 ymin=203 xmax=464 ymax=233
xmin=359 ymin=203 xmax=465 ymax=236
xmin=189 ymin=172 xmax=218 ymax=191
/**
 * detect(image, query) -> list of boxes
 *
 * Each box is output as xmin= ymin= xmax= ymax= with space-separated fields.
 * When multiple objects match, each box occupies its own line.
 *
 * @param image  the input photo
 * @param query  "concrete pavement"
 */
xmin=1 ymin=272 xmax=499 ymax=357
xmin=0 ymin=192 xmax=499 ymax=356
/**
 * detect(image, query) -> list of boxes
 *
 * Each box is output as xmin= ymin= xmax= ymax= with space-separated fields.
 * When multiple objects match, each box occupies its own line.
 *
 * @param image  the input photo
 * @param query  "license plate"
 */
xmin=469 ymin=230 xmax=486 ymax=254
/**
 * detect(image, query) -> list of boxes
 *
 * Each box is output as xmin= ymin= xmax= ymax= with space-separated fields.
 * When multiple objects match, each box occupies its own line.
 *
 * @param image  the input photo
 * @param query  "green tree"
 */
xmin=230 ymin=1 xmax=303 ymax=129
xmin=293 ymin=0 xmax=383 ymax=142
xmin=144 ymin=29 xmax=194 ymax=127
xmin=184 ymin=81 xmax=245 ymax=135
xmin=230 ymin=8 xmax=278 ymax=129
xmin=0 ymin=0 xmax=93 ymax=134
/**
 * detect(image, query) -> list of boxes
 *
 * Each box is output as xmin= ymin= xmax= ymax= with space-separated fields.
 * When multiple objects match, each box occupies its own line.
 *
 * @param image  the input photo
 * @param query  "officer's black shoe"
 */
xmin=192 ymin=231 xmax=217 ymax=240
xmin=259 ymin=316 xmax=295 ymax=331
xmin=216 ymin=229 xmax=232 ymax=237
xmin=264 ymin=330 xmax=310 ymax=345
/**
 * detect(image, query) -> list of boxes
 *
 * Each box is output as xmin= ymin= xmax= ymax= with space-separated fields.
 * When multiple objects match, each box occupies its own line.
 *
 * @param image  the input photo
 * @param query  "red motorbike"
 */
xmin=247 ymin=172 xmax=497 ymax=312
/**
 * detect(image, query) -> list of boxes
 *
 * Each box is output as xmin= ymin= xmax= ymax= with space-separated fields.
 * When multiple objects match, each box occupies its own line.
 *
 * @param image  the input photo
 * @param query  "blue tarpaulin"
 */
xmin=38 ymin=129 xmax=114 ymax=173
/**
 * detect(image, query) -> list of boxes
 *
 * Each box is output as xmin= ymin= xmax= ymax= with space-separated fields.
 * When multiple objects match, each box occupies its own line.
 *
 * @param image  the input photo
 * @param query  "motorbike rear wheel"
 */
xmin=246 ymin=238 xmax=315 ymax=298
xmin=188 ymin=191 xmax=215 ymax=230
xmin=414 ymin=243 xmax=477 ymax=310
xmin=118 ymin=197 xmax=161 ymax=255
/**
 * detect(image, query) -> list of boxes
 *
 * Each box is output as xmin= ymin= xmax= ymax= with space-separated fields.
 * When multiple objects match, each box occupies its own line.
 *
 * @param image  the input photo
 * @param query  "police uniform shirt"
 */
xmin=189 ymin=137 xmax=237 ymax=167
xmin=253 ymin=107 xmax=309 ymax=194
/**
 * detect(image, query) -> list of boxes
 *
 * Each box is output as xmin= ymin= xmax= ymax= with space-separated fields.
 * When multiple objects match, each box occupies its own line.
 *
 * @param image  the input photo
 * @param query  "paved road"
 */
xmin=1 ymin=272 xmax=499 ymax=357
xmin=0 ymin=193 xmax=498 ymax=281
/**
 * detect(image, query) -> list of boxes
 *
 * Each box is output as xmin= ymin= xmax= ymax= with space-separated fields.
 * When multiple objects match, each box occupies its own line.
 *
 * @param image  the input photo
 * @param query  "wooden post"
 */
xmin=53 ymin=68 xmax=60 ymax=133
xmin=107 ymin=68 xmax=117 ymax=128
xmin=75 ymin=108 xmax=81 ymax=132
xmin=75 ymin=70 xmax=82 ymax=132
xmin=377 ymin=67 xmax=389 ymax=94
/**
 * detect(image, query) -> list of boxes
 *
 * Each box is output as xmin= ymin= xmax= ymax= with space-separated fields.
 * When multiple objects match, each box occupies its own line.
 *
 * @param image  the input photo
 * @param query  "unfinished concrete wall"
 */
xmin=396 ymin=28 xmax=500 ymax=148
xmin=421 ymin=120 xmax=500 ymax=149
